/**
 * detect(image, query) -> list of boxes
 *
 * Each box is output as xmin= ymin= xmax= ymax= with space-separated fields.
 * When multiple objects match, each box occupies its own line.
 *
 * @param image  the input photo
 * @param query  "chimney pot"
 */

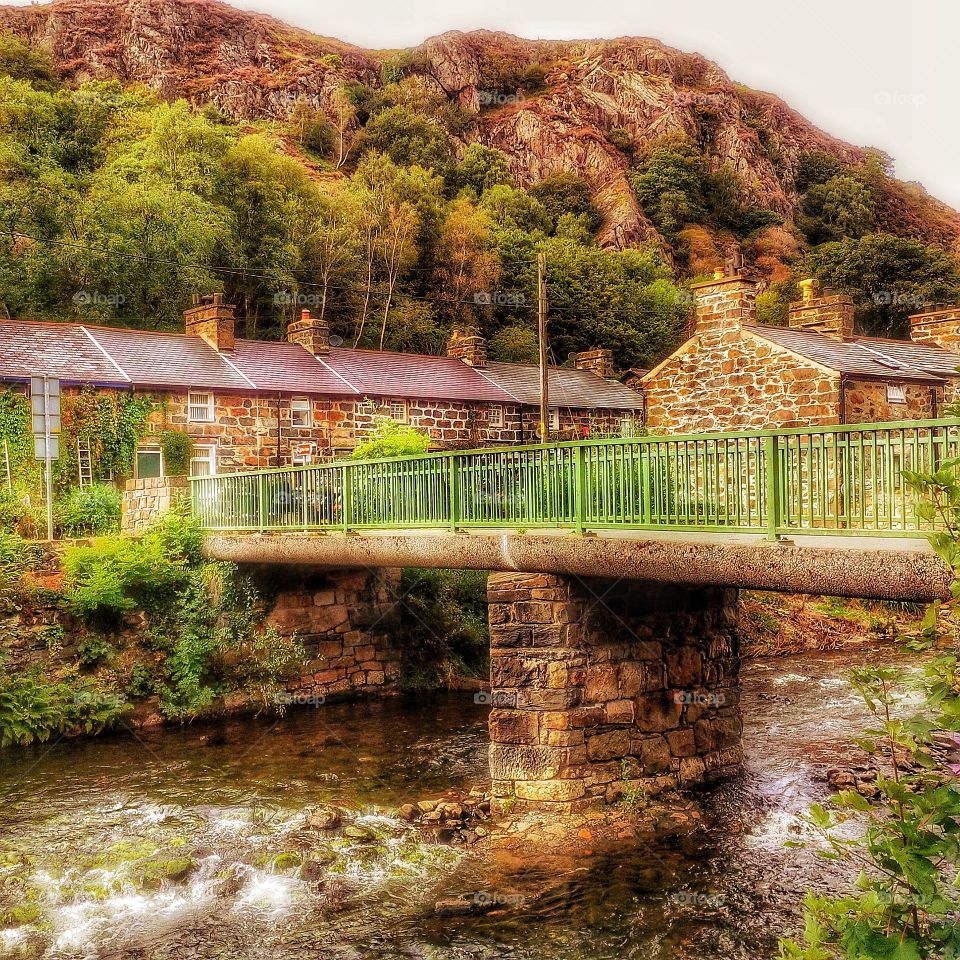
xmin=184 ymin=293 xmax=235 ymax=352
xmin=447 ymin=329 xmax=487 ymax=368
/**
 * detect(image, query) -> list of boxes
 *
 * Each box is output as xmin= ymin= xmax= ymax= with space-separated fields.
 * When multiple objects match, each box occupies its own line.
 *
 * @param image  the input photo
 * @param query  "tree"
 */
xmin=287 ymin=97 xmax=335 ymax=157
xmin=489 ymin=323 xmax=539 ymax=363
xmin=328 ymin=86 xmax=356 ymax=169
xmin=529 ymin=172 xmax=603 ymax=233
xmin=357 ymin=105 xmax=453 ymax=178
xmin=629 ymin=136 xmax=707 ymax=240
xmin=480 ymin=185 xmax=552 ymax=235
xmin=455 ymin=143 xmax=513 ymax=197
xmin=0 ymin=31 xmax=58 ymax=91
xmin=432 ymin=198 xmax=500 ymax=323
xmin=806 ymin=233 xmax=960 ymax=337
xmin=799 ymin=174 xmax=877 ymax=244
xmin=794 ymin=149 xmax=846 ymax=193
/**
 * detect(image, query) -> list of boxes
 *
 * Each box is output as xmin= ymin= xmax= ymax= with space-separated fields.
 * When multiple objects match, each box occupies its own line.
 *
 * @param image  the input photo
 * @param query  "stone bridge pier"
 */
xmin=487 ymin=574 xmax=743 ymax=812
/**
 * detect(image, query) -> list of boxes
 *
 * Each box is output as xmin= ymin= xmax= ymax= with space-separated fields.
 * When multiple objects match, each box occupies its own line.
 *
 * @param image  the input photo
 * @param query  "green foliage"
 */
xmin=76 ymin=635 xmax=115 ymax=667
xmin=607 ymin=126 xmax=634 ymax=156
xmin=479 ymin=185 xmax=552 ymax=235
xmin=287 ymin=98 xmax=335 ymax=156
xmin=0 ymin=31 xmax=58 ymax=90
xmin=799 ymin=175 xmax=877 ymax=244
xmin=0 ymin=668 xmax=126 ymax=748
xmin=61 ymin=513 xmax=297 ymax=722
xmin=0 ymin=529 xmax=32 ymax=604
xmin=529 ymin=172 xmax=603 ymax=233
xmin=795 ymin=149 xmax=847 ymax=193
xmin=157 ymin=430 xmax=194 ymax=477
xmin=780 ymin=463 xmax=960 ymax=959
xmin=455 ymin=143 xmax=513 ymax=197
xmin=489 ymin=323 xmax=540 ymax=363
xmin=0 ymin=388 xmax=34 ymax=484
xmin=357 ymin=105 xmax=453 ymax=177
xmin=350 ymin=413 xmax=431 ymax=461
xmin=56 ymin=484 xmax=121 ymax=537
xmin=396 ymin=568 xmax=489 ymax=689
xmin=806 ymin=233 xmax=960 ymax=338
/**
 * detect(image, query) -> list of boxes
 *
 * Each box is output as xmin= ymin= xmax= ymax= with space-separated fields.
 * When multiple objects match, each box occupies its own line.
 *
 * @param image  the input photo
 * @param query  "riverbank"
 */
xmin=0 ymin=649 xmax=914 ymax=959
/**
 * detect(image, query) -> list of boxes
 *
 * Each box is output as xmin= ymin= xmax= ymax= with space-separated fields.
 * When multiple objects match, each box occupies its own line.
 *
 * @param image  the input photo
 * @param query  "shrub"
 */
xmin=56 ymin=484 xmax=121 ymax=537
xmin=529 ymin=172 xmax=603 ymax=233
xmin=396 ymin=568 xmax=489 ymax=689
xmin=157 ymin=430 xmax=193 ymax=476
xmin=0 ymin=668 xmax=127 ymax=748
xmin=76 ymin=635 xmax=116 ymax=667
xmin=350 ymin=415 xmax=431 ymax=461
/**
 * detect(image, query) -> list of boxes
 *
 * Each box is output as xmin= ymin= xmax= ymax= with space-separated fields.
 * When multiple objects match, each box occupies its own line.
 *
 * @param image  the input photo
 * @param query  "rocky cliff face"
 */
xmin=3 ymin=0 xmax=958 ymax=251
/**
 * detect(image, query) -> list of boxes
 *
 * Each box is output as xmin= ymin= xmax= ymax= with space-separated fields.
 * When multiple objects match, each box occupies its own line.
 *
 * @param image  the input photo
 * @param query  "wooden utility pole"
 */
xmin=537 ymin=252 xmax=550 ymax=442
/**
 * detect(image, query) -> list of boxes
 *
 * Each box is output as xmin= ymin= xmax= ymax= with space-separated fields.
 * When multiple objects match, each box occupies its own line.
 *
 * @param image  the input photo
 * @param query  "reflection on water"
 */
xmin=0 ymin=648 xmax=917 ymax=959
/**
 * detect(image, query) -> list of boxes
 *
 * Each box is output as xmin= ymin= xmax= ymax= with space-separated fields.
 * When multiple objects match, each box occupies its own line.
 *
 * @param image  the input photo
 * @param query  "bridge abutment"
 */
xmin=487 ymin=574 xmax=743 ymax=812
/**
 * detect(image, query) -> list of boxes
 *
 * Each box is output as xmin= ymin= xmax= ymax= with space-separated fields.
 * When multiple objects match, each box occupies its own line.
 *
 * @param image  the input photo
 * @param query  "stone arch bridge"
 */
xmin=130 ymin=418 xmax=956 ymax=811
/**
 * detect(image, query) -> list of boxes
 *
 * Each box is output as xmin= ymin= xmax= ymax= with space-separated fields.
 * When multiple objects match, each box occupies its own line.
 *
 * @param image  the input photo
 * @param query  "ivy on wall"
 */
xmin=58 ymin=389 xmax=156 ymax=487
xmin=0 ymin=389 xmax=38 ymax=490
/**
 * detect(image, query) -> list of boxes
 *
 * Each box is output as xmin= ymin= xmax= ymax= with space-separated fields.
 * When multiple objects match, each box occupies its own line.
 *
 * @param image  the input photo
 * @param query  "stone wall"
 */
xmin=121 ymin=476 xmax=190 ymax=532
xmin=643 ymin=328 xmax=843 ymax=433
xmin=487 ymin=573 xmax=742 ymax=812
xmin=263 ymin=568 xmax=403 ymax=700
xmin=844 ymin=380 xmax=938 ymax=423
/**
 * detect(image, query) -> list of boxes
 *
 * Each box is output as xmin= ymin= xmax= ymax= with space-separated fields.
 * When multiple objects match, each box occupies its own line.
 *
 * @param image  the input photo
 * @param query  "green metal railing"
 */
xmin=189 ymin=418 xmax=960 ymax=539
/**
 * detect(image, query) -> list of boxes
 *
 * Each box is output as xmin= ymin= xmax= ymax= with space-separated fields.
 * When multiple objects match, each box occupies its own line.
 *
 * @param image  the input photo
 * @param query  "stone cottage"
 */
xmin=0 ymin=296 xmax=643 ymax=481
xmin=641 ymin=272 xmax=960 ymax=433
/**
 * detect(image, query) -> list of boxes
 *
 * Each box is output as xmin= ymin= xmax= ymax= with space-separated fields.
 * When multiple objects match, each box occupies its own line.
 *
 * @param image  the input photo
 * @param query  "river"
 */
xmin=0 ymin=648 xmax=914 ymax=960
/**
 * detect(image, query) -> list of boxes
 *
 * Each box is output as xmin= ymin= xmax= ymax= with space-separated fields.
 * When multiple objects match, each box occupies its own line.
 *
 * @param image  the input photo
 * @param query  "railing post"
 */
xmin=342 ymin=462 xmax=353 ymax=533
xmin=257 ymin=473 xmax=266 ymax=532
xmin=449 ymin=454 xmax=460 ymax=532
xmin=573 ymin=445 xmax=586 ymax=533
xmin=765 ymin=434 xmax=781 ymax=541
xmin=640 ymin=447 xmax=651 ymax=525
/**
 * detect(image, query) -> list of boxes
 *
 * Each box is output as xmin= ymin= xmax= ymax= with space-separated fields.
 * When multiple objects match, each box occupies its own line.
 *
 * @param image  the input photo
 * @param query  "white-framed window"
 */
xmin=188 ymin=391 xmax=215 ymax=423
xmin=382 ymin=399 xmax=408 ymax=423
xmin=886 ymin=383 xmax=907 ymax=403
xmin=190 ymin=444 xmax=217 ymax=477
xmin=291 ymin=396 xmax=312 ymax=428
xmin=487 ymin=404 xmax=504 ymax=428
xmin=136 ymin=445 xmax=164 ymax=479
xmin=620 ymin=416 xmax=636 ymax=437
xmin=549 ymin=409 xmax=560 ymax=431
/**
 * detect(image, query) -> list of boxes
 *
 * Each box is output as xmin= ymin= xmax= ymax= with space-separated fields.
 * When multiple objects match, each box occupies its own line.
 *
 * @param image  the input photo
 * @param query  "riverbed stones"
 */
xmin=487 ymin=574 xmax=742 ymax=813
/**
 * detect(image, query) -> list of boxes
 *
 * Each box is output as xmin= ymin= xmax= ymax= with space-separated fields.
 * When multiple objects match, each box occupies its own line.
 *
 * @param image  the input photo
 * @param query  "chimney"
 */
xmin=575 ymin=348 xmax=615 ymax=380
xmin=691 ymin=270 xmax=757 ymax=340
xmin=185 ymin=293 xmax=235 ymax=352
xmin=787 ymin=279 xmax=855 ymax=340
xmin=909 ymin=305 xmax=960 ymax=351
xmin=287 ymin=309 xmax=330 ymax=356
xmin=447 ymin=329 xmax=487 ymax=368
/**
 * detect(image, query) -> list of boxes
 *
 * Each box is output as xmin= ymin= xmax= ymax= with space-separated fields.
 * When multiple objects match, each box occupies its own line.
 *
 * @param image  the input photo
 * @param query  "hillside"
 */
xmin=2 ymin=0 xmax=959 ymax=253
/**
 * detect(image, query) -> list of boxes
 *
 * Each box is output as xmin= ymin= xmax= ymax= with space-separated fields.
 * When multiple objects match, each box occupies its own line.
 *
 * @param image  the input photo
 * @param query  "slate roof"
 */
xmin=0 ymin=320 xmax=128 ymax=386
xmin=323 ymin=347 xmax=515 ymax=403
xmin=744 ymin=324 xmax=951 ymax=384
xmin=479 ymin=361 xmax=645 ymax=411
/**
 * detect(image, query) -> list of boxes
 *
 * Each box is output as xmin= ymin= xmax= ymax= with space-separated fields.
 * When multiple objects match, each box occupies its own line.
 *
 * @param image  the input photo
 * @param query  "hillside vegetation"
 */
xmin=0 ymin=3 xmax=959 ymax=362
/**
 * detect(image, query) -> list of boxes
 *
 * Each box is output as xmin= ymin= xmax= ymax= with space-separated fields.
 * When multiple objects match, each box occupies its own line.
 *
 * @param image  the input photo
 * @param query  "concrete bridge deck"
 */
xmin=205 ymin=528 xmax=951 ymax=602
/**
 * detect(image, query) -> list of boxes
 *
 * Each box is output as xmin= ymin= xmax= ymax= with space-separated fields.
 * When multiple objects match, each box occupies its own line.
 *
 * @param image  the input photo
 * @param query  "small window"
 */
xmin=190 ymin=444 xmax=217 ymax=477
xmin=887 ymin=383 xmax=907 ymax=403
xmin=620 ymin=416 xmax=636 ymax=437
xmin=382 ymin=400 xmax=407 ymax=423
xmin=291 ymin=396 xmax=312 ymax=428
xmin=487 ymin=405 xmax=504 ymax=428
xmin=188 ymin=391 xmax=214 ymax=423
xmin=549 ymin=409 xmax=560 ymax=432
xmin=136 ymin=446 xmax=163 ymax=479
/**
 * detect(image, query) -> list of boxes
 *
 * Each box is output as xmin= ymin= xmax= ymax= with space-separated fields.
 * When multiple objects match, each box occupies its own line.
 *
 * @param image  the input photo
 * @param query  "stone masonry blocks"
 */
xmin=487 ymin=573 xmax=743 ymax=812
